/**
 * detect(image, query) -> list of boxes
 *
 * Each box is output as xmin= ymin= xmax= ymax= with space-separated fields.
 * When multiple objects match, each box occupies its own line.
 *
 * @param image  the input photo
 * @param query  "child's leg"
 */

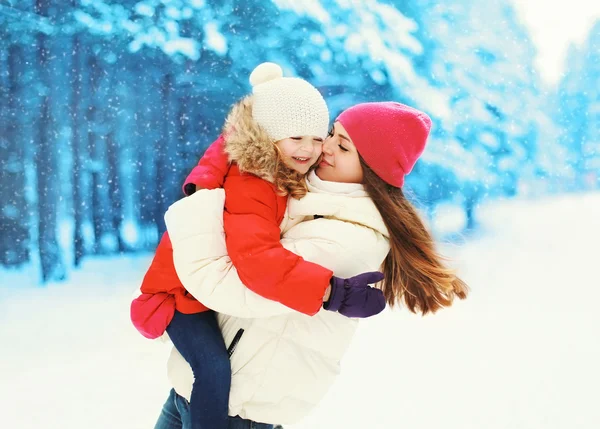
xmin=166 ymin=310 xmax=231 ymax=429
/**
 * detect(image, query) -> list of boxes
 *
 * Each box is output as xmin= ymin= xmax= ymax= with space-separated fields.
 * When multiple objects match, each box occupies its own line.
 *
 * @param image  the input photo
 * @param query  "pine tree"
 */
xmin=0 ymin=38 xmax=30 ymax=267
xmin=408 ymin=0 xmax=553 ymax=225
xmin=34 ymin=0 xmax=66 ymax=281
xmin=70 ymin=11 xmax=86 ymax=266
xmin=555 ymin=22 xmax=599 ymax=190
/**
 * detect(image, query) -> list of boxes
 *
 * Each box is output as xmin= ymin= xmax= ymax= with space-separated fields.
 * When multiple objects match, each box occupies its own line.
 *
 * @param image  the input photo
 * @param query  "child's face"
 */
xmin=275 ymin=136 xmax=324 ymax=174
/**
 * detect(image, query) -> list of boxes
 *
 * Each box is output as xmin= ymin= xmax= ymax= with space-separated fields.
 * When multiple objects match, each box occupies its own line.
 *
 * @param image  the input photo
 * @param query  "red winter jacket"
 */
xmin=130 ymin=135 xmax=230 ymax=338
xmin=222 ymin=165 xmax=333 ymax=314
xmin=131 ymin=101 xmax=333 ymax=339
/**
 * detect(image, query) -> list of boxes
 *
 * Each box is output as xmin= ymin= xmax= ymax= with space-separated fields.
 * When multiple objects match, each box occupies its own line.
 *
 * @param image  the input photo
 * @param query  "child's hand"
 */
xmin=184 ymin=183 xmax=197 ymax=196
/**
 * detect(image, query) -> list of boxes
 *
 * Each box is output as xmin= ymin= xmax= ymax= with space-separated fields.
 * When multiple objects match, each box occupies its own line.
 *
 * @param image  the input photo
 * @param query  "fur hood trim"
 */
xmin=223 ymin=96 xmax=278 ymax=183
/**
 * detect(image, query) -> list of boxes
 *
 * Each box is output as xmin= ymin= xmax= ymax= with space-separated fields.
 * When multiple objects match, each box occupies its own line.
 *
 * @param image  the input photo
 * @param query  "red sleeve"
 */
xmin=223 ymin=173 xmax=333 ymax=316
xmin=139 ymin=232 xmax=208 ymax=314
xmin=139 ymin=233 xmax=183 ymax=296
xmin=182 ymin=135 xmax=231 ymax=194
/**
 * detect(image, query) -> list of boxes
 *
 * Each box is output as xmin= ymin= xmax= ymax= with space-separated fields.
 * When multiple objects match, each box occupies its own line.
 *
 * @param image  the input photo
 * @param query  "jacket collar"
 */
xmin=285 ymin=171 xmax=389 ymax=238
xmin=223 ymin=96 xmax=279 ymax=183
xmin=305 ymin=170 xmax=366 ymax=197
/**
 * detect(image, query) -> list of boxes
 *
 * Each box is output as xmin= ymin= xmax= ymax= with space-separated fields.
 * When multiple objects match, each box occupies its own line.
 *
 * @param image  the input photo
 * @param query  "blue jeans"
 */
xmin=155 ymin=388 xmax=275 ymax=429
xmin=166 ymin=310 xmax=231 ymax=429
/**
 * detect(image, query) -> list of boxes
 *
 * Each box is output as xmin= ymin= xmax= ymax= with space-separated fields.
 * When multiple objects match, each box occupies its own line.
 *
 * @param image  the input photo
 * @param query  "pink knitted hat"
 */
xmin=336 ymin=101 xmax=432 ymax=187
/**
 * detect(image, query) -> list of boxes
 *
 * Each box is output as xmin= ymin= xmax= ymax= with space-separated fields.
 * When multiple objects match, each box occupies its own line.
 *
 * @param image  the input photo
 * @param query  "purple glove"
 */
xmin=324 ymin=272 xmax=386 ymax=318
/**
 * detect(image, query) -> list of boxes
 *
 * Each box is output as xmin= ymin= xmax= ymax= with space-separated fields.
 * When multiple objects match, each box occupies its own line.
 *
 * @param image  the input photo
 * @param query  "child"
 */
xmin=131 ymin=63 xmax=386 ymax=429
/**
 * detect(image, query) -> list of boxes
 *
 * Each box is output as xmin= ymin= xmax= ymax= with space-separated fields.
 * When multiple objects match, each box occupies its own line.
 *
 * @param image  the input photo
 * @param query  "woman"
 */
xmin=157 ymin=102 xmax=468 ymax=428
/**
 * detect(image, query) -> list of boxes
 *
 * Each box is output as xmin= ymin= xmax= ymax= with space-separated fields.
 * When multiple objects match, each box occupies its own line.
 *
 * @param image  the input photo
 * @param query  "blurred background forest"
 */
xmin=0 ymin=0 xmax=598 ymax=283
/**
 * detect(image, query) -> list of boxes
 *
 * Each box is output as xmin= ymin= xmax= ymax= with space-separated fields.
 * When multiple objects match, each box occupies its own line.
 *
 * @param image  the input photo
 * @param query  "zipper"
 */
xmin=227 ymin=328 xmax=245 ymax=358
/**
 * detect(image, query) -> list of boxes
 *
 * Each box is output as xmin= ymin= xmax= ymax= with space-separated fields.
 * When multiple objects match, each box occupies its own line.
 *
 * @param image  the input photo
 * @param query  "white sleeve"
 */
xmin=164 ymin=189 xmax=292 ymax=318
xmin=165 ymin=191 xmax=389 ymax=318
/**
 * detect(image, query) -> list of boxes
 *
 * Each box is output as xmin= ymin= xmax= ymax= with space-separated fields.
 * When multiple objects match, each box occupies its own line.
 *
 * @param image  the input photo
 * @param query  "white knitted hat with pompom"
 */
xmin=249 ymin=62 xmax=329 ymax=141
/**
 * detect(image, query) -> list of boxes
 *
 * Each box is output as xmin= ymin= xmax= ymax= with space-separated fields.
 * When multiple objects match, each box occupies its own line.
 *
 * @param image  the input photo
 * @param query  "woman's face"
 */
xmin=315 ymin=122 xmax=363 ymax=183
xmin=275 ymin=136 xmax=323 ymax=174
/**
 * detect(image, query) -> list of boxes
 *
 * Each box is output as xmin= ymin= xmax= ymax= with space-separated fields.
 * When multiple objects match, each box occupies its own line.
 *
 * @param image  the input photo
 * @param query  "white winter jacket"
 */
xmin=164 ymin=171 xmax=390 ymax=425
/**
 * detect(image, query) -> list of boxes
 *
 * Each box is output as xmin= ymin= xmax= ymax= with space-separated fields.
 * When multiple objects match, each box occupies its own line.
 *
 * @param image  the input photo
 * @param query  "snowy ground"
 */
xmin=1 ymin=192 xmax=599 ymax=429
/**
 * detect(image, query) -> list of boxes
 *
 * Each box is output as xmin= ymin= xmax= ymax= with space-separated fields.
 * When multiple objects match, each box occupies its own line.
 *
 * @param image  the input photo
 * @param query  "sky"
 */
xmin=510 ymin=0 xmax=600 ymax=85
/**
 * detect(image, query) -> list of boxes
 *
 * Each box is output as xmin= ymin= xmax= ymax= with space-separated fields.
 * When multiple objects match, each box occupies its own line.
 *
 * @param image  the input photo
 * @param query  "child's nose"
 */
xmin=300 ymin=138 xmax=316 ymax=152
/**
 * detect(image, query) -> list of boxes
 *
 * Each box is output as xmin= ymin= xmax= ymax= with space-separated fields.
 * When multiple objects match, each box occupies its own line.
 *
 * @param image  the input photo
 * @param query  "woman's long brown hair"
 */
xmin=361 ymin=159 xmax=469 ymax=315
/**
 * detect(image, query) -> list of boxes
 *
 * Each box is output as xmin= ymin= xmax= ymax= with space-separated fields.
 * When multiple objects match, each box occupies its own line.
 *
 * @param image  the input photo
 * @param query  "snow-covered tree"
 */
xmin=555 ymin=22 xmax=599 ymax=190
xmin=404 ymin=0 xmax=558 ymax=227
xmin=0 ymin=0 xmax=574 ymax=281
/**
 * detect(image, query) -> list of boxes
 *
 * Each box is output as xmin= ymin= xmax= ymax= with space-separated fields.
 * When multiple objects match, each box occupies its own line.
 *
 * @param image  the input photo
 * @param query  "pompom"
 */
xmin=249 ymin=62 xmax=283 ymax=87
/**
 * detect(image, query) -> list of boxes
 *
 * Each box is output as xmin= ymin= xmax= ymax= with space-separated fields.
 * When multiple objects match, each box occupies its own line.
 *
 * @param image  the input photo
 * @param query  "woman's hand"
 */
xmin=324 ymin=272 xmax=386 ymax=318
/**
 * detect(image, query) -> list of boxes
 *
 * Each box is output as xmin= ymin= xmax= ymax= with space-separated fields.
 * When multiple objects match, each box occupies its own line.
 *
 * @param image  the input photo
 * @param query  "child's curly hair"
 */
xmin=271 ymin=146 xmax=310 ymax=200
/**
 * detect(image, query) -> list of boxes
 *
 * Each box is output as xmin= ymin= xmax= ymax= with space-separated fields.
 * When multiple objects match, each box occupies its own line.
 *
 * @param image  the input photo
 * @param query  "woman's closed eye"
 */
xmin=338 ymin=144 xmax=348 ymax=152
